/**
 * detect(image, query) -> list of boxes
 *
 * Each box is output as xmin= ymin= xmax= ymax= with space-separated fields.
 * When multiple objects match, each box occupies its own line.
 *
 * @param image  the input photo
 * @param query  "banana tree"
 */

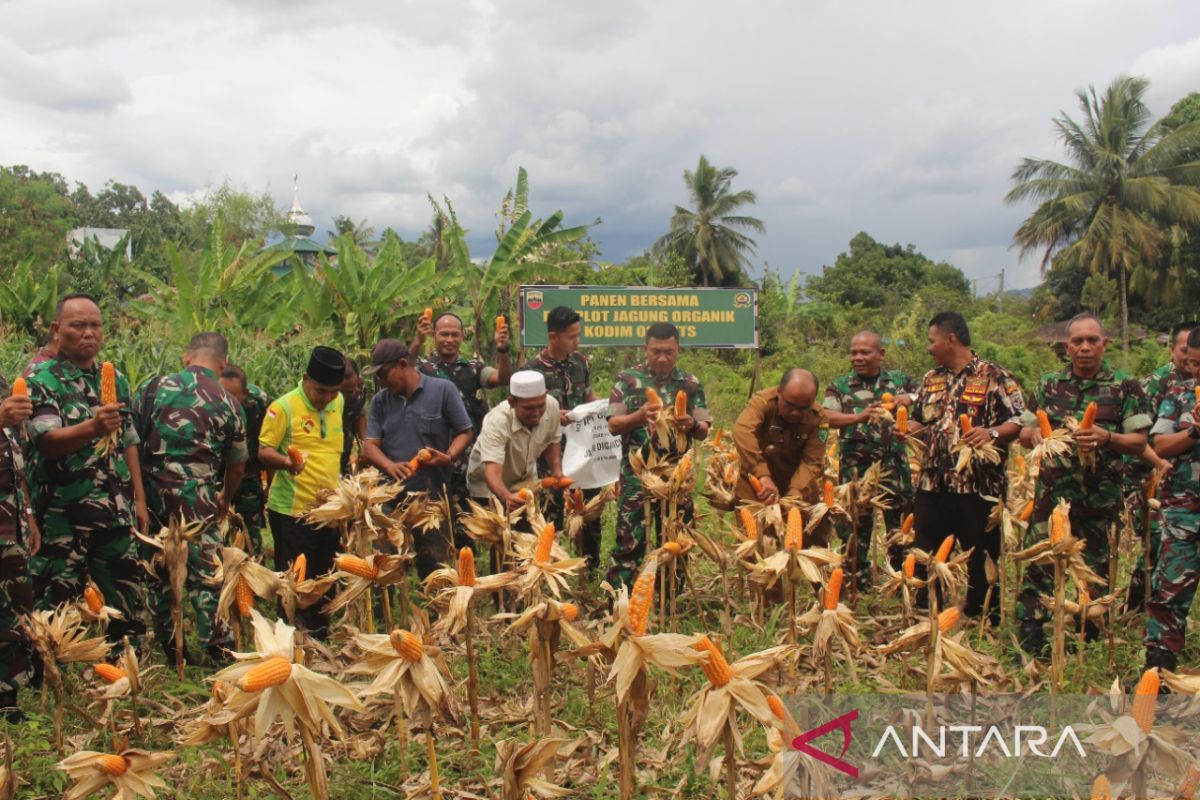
xmin=0 ymin=257 xmax=59 ymax=336
xmin=127 ymin=217 xmax=288 ymax=340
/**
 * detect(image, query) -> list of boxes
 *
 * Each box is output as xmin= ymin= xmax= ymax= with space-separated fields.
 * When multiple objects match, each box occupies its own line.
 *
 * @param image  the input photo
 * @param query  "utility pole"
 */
xmin=997 ymin=268 xmax=1005 ymax=312
xmin=972 ymin=279 xmax=978 ymax=298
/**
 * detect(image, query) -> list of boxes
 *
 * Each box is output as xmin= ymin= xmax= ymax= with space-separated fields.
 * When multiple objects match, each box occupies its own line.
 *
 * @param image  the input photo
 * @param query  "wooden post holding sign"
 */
xmin=518 ymin=285 xmax=759 ymax=349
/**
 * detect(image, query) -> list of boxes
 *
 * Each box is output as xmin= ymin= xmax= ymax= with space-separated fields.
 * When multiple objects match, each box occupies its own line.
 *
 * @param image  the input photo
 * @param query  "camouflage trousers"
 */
xmin=606 ymin=470 xmax=694 ymax=590
xmin=146 ymin=511 xmax=231 ymax=652
xmin=1125 ymin=497 xmax=1162 ymax=613
xmin=31 ymin=513 xmax=145 ymax=643
xmin=0 ymin=533 xmax=33 ymax=698
xmin=1016 ymin=503 xmax=1116 ymax=639
xmin=1145 ymin=508 xmax=1200 ymax=653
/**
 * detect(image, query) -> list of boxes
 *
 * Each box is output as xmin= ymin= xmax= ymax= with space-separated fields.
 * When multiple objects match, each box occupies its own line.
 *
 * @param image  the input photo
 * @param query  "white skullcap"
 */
xmin=509 ymin=371 xmax=547 ymax=399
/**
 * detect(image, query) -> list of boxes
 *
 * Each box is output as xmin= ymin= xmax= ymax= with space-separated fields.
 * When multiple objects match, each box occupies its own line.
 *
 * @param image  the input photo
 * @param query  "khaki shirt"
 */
xmin=733 ymin=387 xmax=828 ymax=501
xmin=467 ymin=396 xmax=561 ymax=498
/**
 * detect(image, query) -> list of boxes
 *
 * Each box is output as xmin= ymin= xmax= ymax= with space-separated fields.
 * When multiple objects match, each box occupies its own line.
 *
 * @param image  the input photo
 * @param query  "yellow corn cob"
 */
xmin=238 ymin=656 xmax=292 ymax=692
xmin=1131 ymin=669 xmax=1159 ymax=733
xmin=662 ymin=541 xmax=683 ymax=556
xmin=541 ymin=476 xmax=559 ymax=489
xmin=694 ymin=636 xmax=732 ymax=687
xmin=738 ymin=508 xmax=757 ymax=540
xmin=556 ymin=476 xmax=574 ymax=490
xmin=784 ymin=507 xmax=803 ymax=551
xmin=286 ymin=445 xmax=304 ymax=467
xmin=1147 ymin=471 xmax=1161 ymax=501
xmin=1080 ymin=401 xmax=1097 ymax=430
xmin=1019 ymin=500 xmax=1034 ymax=522
xmin=881 ymin=392 xmax=894 ymax=403
xmin=713 ymin=428 xmax=723 ymax=447
xmin=84 ymin=585 xmax=104 ymax=614
xmin=1049 ymin=508 xmax=1067 ymax=544
xmin=516 ymin=488 xmax=532 ymax=505
xmin=938 ymin=607 xmax=960 ymax=632
xmin=1091 ymin=774 xmax=1113 ymax=800
xmin=748 ymin=474 xmax=764 ymax=494
xmin=627 ymin=559 xmax=657 ymax=636
xmin=824 ymin=568 xmax=844 ymax=610
xmin=767 ymin=694 xmax=787 ymax=720
xmin=934 ymin=536 xmax=955 ymax=563
xmin=1175 ymin=765 xmax=1200 ymax=800
xmin=895 ymin=405 xmax=908 ymax=435
xmin=458 ymin=547 xmax=476 ymax=587
xmin=960 ymin=414 xmax=972 ymax=435
xmin=291 ymin=554 xmax=307 ymax=583
xmin=675 ymin=453 xmax=693 ymax=479
xmin=94 ymin=663 xmax=126 ymax=683
xmin=10 ymin=377 xmax=25 ymax=397
xmin=422 ymin=307 xmax=433 ymax=323
xmin=823 ymin=480 xmax=835 ymax=508
xmin=644 ymin=388 xmax=662 ymax=410
xmin=236 ymin=576 xmax=253 ymax=617
xmin=1037 ymin=409 xmax=1053 ymax=439
xmin=570 ymin=488 xmax=585 ymax=513
xmin=901 ymin=513 xmax=914 ymax=537
xmin=100 ymin=362 xmax=117 ymax=405
xmin=560 ymin=603 xmax=579 ymax=623
xmin=495 ymin=314 xmax=506 ymax=331
xmin=336 ymin=554 xmax=380 ymax=580
xmin=723 ymin=463 xmax=737 ymax=484
xmin=96 ymin=754 xmax=129 ymax=776
xmin=390 ymin=630 xmax=424 ymax=662
xmin=903 ymin=553 xmax=916 ymax=579
xmin=1015 ymin=452 xmax=1027 ymax=473
xmin=534 ymin=523 xmax=556 ymax=564
xmin=675 ymin=390 xmax=687 ymax=417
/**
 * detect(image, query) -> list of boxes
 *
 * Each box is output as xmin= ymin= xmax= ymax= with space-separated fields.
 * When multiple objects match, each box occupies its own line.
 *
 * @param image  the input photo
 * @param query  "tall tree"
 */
xmin=655 ymin=155 xmax=765 ymax=286
xmin=1006 ymin=76 xmax=1200 ymax=349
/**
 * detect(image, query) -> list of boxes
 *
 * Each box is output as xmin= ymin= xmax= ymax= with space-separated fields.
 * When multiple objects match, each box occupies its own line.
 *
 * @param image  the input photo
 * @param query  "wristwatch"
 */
xmin=988 ymin=428 xmax=999 ymax=441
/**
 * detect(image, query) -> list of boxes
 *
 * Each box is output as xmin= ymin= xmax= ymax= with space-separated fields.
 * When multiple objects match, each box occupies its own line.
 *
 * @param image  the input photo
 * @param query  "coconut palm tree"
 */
xmin=1006 ymin=75 xmax=1200 ymax=349
xmin=656 ymin=155 xmax=765 ymax=287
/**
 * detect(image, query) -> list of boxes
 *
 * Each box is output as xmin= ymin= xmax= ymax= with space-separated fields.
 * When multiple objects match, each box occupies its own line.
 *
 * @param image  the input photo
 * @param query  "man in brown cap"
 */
xmin=733 ymin=369 xmax=829 ymax=507
xmin=362 ymin=339 xmax=473 ymax=577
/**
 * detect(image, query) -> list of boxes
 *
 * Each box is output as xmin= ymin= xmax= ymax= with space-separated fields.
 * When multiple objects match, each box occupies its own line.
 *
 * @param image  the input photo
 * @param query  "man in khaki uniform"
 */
xmin=733 ymin=369 xmax=829 ymax=506
xmin=466 ymin=372 xmax=564 ymax=510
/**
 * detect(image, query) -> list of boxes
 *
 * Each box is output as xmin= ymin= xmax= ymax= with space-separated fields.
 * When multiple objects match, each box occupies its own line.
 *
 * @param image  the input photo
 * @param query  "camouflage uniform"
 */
xmin=0 ymin=375 xmax=35 ymax=703
xmin=1145 ymin=380 xmax=1200 ymax=655
xmin=232 ymin=384 xmax=271 ymax=554
xmin=134 ymin=365 xmax=248 ymax=652
xmin=27 ymin=358 xmax=145 ymax=642
xmin=527 ymin=350 xmax=602 ymax=570
xmin=605 ymin=364 xmax=709 ymax=588
xmin=1125 ymin=362 xmax=1190 ymax=609
xmin=911 ymin=356 xmax=1025 ymax=616
xmin=418 ymin=355 xmax=496 ymax=535
xmin=823 ymin=370 xmax=916 ymax=577
xmin=1016 ymin=365 xmax=1151 ymax=645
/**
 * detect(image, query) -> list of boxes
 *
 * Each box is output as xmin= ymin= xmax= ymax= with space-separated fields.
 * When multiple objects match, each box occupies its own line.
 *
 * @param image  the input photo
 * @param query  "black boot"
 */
xmin=1018 ymin=620 xmax=1048 ymax=659
xmin=1145 ymin=646 xmax=1177 ymax=675
xmin=0 ymin=691 xmax=22 ymax=723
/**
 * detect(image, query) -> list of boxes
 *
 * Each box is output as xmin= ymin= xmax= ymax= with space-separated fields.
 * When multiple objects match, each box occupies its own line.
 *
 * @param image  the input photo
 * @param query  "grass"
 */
xmin=6 ymin=493 xmax=1189 ymax=799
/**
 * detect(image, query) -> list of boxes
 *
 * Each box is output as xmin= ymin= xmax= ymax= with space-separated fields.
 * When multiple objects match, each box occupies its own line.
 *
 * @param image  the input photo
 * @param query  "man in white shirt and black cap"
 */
xmin=467 ymin=371 xmax=564 ymax=511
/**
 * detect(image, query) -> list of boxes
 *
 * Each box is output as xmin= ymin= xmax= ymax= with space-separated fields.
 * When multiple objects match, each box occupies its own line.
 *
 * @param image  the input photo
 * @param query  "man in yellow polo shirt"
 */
xmin=258 ymin=346 xmax=346 ymax=638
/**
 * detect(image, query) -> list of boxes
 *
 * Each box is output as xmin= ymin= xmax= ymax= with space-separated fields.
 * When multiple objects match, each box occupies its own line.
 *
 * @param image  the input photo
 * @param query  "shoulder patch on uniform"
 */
xmin=266 ymin=407 xmax=277 ymax=419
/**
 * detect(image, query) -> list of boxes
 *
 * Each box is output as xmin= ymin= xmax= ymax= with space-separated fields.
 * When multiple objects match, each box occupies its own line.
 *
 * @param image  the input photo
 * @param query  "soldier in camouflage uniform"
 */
xmin=28 ymin=294 xmax=148 ymax=644
xmin=905 ymin=312 xmax=1025 ymax=619
xmin=526 ymin=306 xmax=603 ymax=572
xmin=135 ymin=333 xmax=248 ymax=663
xmin=606 ymin=323 xmax=711 ymax=588
xmin=1143 ymin=327 xmax=1200 ymax=673
xmin=413 ymin=312 xmax=512 ymax=532
xmin=0 ymin=373 xmax=38 ymax=719
xmin=219 ymin=365 xmax=272 ymax=554
xmin=1015 ymin=314 xmax=1151 ymax=655
xmin=1125 ymin=321 xmax=1197 ymax=611
xmin=823 ymin=331 xmax=917 ymax=588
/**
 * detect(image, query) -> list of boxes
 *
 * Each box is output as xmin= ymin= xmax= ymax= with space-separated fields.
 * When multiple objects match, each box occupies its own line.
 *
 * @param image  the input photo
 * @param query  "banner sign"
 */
xmin=519 ymin=285 xmax=758 ymax=348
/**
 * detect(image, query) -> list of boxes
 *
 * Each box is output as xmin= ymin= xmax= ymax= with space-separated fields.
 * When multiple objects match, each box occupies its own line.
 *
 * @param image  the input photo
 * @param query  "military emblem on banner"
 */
xmin=526 ymin=290 xmax=544 ymax=311
xmin=734 ymin=292 xmax=752 ymax=308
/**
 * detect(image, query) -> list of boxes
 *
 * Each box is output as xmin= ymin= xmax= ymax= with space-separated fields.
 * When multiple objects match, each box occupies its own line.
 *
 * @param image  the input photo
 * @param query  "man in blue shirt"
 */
xmin=362 ymin=339 xmax=473 ymax=577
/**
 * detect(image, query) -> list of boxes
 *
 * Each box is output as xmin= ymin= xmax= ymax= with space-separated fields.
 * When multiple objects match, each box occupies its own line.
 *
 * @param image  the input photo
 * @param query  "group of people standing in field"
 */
xmin=0 ymin=294 xmax=1196 ymax=720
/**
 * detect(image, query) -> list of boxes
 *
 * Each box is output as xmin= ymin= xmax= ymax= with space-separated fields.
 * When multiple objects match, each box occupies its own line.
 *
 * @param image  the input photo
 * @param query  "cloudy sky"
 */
xmin=3 ymin=1 xmax=1198 ymax=290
